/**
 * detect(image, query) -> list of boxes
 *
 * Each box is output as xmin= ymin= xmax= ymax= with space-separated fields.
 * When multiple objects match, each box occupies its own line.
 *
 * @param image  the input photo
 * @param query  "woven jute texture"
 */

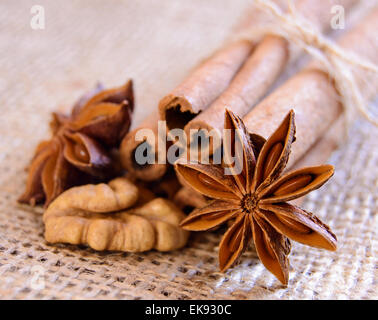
xmin=0 ymin=0 xmax=377 ymax=299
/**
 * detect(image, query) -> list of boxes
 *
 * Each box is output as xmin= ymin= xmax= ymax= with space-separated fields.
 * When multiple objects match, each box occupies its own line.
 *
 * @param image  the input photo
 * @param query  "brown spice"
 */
xmin=242 ymin=8 xmax=378 ymax=169
xmin=120 ymin=111 xmax=168 ymax=181
xmin=173 ymin=187 xmax=208 ymax=214
xmin=184 ymin=35 xmax=288 ymax=154
xmin=181 ymin=0 xmax=359 ymax=157
xmin=19 ymin=80 xmax=134 ymax=207
xmin=176 ymin=109 xmax=337 ymax=285
xmin=159 ymin=40 xmax=253 ymax=131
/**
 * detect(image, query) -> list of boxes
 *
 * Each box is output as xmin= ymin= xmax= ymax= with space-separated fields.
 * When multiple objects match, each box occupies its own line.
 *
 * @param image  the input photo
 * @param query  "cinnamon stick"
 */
xmin=243 ymin=8 xmax=378 ymax=168
xmin=289 ymin=115 xmax=344 ymax=207
xmin=122 ymin=0 xmax=360 ymax=182
xmin=148 ymin=169 xmax=182 ymax=200
xmin=173 ymin=187 xmax=208 ymax=214
xmin=120 ymin=111 xmax=167 ymax=181
xmin=290 ymin=116 xmax=344 ymax=171
xmin=185 ymin=35 xmax=288 ymax=147
xmin=184 ymin=0 xmax=359 ymax=153
xmin=127 ymin=40 xmax=253 ymax=180
xmin=158 ymin=39 xmax=254 ymax=131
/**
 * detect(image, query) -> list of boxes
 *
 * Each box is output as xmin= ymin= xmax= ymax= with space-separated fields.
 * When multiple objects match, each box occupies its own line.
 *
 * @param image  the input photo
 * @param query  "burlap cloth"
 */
xmin=0 ymin=0 xmax=376 ymax=300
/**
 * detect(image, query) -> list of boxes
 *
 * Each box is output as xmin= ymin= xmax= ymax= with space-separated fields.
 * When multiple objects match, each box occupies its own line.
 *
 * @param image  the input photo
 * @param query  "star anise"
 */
xmin=19 ymin=80 xmax=134 ymax=207
xmin=176 ymin=109 xmax=337 ymax=284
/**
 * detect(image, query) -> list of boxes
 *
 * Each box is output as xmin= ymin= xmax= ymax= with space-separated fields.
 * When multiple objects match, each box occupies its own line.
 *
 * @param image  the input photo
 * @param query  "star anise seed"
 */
xmin=176 ymin=109 xmax=337 ymax=285
xmin=19 ymin=80 xmax=133 ymax=207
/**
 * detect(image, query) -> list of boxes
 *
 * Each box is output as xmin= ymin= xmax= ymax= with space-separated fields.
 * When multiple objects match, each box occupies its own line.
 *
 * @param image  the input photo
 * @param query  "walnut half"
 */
xmin=43 ymin=177 xmax=189 ymax=252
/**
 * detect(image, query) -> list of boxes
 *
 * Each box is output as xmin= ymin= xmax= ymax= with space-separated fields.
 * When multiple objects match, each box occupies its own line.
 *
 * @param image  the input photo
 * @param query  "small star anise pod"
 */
xmin=19 ymin=80 xmax=134 ymax=207
xmin=176 ymin=109 xmax=337 ymax=285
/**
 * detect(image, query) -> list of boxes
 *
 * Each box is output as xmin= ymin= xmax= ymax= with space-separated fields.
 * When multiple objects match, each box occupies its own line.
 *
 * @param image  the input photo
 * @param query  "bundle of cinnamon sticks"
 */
xmin=120 ymin=0 xmax=378 ymax=211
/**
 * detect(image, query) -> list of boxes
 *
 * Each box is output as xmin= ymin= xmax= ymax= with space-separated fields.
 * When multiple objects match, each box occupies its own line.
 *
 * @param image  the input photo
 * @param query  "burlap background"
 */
xmin=0 ymin=0 xmax=376 ymax=299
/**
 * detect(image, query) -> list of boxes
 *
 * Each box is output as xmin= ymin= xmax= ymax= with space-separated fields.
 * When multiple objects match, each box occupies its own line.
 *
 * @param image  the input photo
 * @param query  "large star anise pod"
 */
xmin=19 ymin=80 xmax=134 ymax=207
xmin=176 ymin=109 xmax=337 ymax=285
